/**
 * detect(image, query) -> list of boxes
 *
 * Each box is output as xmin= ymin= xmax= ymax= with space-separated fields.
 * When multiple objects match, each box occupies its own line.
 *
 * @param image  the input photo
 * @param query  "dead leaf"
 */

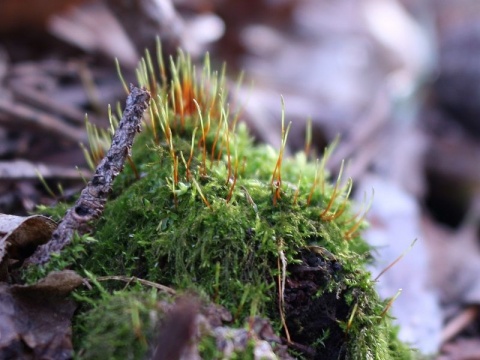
xmin=19 ymin=269 xmax=85 ymax=296
xmin=0 ymin=270 xmax=83 ymax=360
xmin=0 ymin=213 xmax=57 ymax=263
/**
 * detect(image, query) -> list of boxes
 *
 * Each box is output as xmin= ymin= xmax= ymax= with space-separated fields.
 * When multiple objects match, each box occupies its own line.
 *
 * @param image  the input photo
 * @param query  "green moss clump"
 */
xmin=27 ymin=47 xmax=413 ymax=359
xmin=74 ymin=287 xmax=162 ymax=360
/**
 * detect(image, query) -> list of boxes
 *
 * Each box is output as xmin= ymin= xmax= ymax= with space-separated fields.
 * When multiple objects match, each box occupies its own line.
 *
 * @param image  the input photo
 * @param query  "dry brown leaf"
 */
xmin=0 ymin=213 xmax=57 ymax=265
xmin=0 ymin=270 xmax=83 ymax=359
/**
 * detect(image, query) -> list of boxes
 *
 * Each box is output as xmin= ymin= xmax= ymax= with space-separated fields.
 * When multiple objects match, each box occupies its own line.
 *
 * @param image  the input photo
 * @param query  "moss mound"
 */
xmin=29 ymin=48 xmax=413 ymax=359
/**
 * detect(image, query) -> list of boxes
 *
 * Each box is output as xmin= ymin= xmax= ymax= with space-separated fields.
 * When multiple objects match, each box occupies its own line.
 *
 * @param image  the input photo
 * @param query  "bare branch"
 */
xmin=28 ymin=85 xmax=151 ymax=265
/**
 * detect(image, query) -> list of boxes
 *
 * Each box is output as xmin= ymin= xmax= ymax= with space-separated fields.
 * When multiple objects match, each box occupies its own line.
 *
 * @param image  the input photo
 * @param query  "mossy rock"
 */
xmin=29 ymin=48 xmax=413 ymax=359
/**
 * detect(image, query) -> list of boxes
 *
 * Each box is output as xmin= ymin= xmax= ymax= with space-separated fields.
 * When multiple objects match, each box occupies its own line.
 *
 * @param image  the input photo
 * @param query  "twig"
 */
xmin=96 ymin=275 xmax=176 ymax=295
xmin=0 ymin=98 xmax=87 ymax=143
xmin=0 ymin=160 xmax=91 ymax=181
xmin=11 ymin=81 xmax=88 ymax=126
xmin=374 ymin=239 xmax=417 ymax=281
xmin=441 ymin=306 xmax=479 ymax=344
xmin=27 ymin=85 xmax=151 ymax=265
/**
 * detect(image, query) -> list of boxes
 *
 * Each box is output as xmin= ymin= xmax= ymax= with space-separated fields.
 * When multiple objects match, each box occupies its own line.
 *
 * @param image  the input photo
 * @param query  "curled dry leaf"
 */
xmin=0 ymin=270 xmax=83 ymax=360
xmin=0 ymin=213 xmax=57 ymax=271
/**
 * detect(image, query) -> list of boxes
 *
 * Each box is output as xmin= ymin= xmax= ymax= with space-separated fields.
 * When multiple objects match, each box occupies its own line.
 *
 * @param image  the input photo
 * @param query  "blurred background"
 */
xmin=1 ymin=0 xmax=480 ymax=357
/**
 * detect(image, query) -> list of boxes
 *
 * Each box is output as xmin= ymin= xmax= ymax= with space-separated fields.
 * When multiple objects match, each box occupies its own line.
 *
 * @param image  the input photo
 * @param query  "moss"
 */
xmin=198 ymin=334 xmax=223 ymax=359
xmin=27 ymin=46 xmax=413 ymax=359
xmin=73 ymin=287 xmax=162 ymax=360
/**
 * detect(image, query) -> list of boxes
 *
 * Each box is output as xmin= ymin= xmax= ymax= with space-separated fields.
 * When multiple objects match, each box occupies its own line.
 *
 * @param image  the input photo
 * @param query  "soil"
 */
xmin=284 ymin=249 xmax=349 ymax=360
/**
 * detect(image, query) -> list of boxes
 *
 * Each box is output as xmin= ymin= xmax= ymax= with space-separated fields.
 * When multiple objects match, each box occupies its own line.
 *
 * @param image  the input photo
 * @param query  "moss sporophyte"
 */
xmin=29 ymin=43 xmax=413 ymax=359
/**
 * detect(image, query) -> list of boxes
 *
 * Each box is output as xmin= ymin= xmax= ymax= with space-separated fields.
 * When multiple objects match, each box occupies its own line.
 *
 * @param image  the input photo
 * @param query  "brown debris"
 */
xmin=151 ymin=297 xmax=199 ymax=360
xmin=10 ymin=80 xmax=87 ymax=126
xmin=442 ymin=306 xmax=480 ymax=344
xmin=149 ymin=297 xmax=292 ymax=360
xmin=0 ymin=97 xmax=87 ymax=144
xmin=0 ymin=160 xmax=91 ymax=181
xmin=0 ymin=270 xmax=83 ymax=360
xmin=0 ymin=214 xmax=57 ymax=261
xmin=0 ymin=213 xmax=57 ymax=280
xmin=96 ymin=275 xmax=176 ymax=296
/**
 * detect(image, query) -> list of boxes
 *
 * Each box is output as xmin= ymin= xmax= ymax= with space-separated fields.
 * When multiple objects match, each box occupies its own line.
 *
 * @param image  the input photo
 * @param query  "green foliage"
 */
xmin=74 ymin=287 xmax=162 ymax=360
xmin=36 ymin=203 xmax=71 ymax=222
xmin=198 ymin=334 xmax=222 ymax=359
xmin=23 ymin=233 xmax=97 ymax=284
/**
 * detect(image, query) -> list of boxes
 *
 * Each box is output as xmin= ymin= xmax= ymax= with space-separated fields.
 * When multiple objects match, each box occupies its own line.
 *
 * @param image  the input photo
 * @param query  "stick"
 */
xmin=28 ymin=85 xmax=151 ymax=265
xmin=0 ymin=98 xmax=87 ymax=143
